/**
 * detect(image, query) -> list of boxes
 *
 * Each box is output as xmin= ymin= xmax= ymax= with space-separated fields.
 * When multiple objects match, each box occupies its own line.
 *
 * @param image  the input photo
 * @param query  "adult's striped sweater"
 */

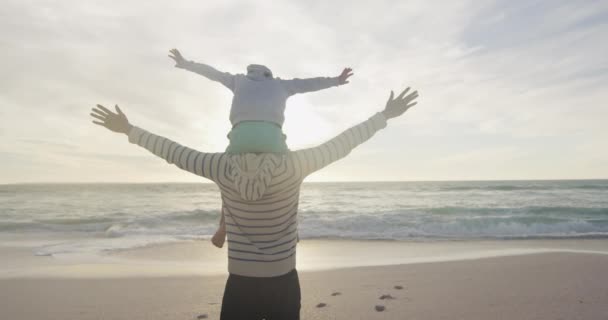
xmin=127 ymin=112 xmax=388 ymax=277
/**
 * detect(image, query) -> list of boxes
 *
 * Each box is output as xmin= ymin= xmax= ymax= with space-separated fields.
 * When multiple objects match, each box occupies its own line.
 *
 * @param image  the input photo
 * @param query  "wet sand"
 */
xmin=2 ymin=252 xmax=608 ymax=319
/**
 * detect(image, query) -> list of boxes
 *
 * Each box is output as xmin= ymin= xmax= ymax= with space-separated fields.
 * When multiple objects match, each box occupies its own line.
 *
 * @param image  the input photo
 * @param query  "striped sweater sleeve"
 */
xmin=127 ymin=126 xmax=225 ymax=182
xmin=292 ymin=112 xmax=387 ymax=177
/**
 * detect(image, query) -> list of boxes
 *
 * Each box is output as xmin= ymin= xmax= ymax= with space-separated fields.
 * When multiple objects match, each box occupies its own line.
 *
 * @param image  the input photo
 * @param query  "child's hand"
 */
xmin=168 ymin=48 xmax=187 ymax=66
xmin=338 ymin=68 xmax=354 ymax=85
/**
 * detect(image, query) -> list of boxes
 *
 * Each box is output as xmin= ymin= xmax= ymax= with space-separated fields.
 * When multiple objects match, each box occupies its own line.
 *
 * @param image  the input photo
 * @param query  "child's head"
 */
xmin=246 ymin=64 xmax=273 ymax=80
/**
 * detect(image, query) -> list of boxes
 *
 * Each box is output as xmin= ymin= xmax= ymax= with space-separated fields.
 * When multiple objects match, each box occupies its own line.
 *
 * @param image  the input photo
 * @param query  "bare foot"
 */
xmin=211 ymin=228 xmax=226 ymax=248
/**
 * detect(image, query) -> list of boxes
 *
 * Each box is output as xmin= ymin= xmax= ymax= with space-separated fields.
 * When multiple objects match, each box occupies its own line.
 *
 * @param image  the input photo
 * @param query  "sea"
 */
xmin=1 ymin=180 xmax=608 ymax=257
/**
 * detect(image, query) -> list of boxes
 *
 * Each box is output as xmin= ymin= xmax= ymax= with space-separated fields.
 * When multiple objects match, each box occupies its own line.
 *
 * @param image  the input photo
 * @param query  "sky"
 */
xmin=1 ymin=0 xmax=607 ymax=183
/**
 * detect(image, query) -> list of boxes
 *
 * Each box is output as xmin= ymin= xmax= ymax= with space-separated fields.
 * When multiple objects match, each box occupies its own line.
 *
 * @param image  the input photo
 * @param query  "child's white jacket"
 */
xmin=178 ymin=61 xmax=340 ymax=127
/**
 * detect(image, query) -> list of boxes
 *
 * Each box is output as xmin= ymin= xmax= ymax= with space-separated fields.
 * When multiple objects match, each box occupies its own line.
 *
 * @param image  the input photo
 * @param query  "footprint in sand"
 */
xmin=375 ymin=305 xmax=386 ymax=312
xmin=196 ymin=314 xmax=208 ymax=319
xmin=331 ymin=292 xmax=341 ymax=296
xmin=316 ymin=303 xmax=327 ymax=308
xmin=379 ymin=294 xmax=396 ymax=300
xmin=394 ymin=285 xmax=404 ymax=290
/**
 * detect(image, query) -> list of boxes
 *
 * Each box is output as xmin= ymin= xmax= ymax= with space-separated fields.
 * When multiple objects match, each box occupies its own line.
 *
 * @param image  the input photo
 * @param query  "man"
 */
xmin=90 ymin=87 xmax=419 ymax=320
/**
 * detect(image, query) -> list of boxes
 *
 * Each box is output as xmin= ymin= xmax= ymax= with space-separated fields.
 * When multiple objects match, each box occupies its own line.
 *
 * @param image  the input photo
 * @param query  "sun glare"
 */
xmin=283 ymin=104 xmax=334 ymax=149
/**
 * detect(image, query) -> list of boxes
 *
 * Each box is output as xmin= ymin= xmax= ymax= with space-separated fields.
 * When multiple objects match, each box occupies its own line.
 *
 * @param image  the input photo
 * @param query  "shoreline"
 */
xmin=2 ymin=238 xmax=608 ymax=279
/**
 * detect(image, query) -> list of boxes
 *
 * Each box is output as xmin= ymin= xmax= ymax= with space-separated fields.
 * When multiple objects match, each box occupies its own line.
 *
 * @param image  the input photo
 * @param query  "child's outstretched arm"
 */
xmin=169 ymin=48 xmax=235 ymax=91
xmin=280 ymin=67 xmax=354 ymax=96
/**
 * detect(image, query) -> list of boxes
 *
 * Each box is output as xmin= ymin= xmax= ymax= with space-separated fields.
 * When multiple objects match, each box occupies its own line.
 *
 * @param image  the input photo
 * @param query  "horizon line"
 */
xmin=2 ymin=178 xmax=608 ymax=185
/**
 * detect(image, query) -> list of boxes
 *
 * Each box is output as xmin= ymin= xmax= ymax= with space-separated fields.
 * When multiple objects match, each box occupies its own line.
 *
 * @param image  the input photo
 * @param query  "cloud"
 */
xmin=1 ymin=0 xmax=607 ymax=183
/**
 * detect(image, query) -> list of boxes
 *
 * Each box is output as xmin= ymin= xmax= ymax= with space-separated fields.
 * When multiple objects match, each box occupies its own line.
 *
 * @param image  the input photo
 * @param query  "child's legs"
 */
xmin=226 ymin=121 xmax=288 ymax=154
xmin=211 ymin=210 xmax=227 ymax=248
xmin=218 ymin=210 xmax=225 ymax=226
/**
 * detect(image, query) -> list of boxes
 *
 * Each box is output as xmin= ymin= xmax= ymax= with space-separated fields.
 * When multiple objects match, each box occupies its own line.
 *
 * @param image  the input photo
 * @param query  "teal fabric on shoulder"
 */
xmin=226 ymin=121 xmax=289 ymax=154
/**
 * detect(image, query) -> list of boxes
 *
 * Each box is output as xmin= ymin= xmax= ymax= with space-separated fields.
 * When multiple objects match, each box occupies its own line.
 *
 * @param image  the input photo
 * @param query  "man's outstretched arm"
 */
xmin=169 ymin=48 xmax=235 ymax=91
xmin=90 ymin=104 xmax=225 ymax=182
xmin=280 ymin=68 xmax=353 ymax=96
xmin=292 ymin=87 xmax=419 ymax=177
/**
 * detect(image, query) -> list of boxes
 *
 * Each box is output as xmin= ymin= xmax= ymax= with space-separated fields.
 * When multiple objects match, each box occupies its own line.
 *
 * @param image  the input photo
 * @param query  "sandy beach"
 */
xmin=1 ymin=240 xmax=608 ymax=319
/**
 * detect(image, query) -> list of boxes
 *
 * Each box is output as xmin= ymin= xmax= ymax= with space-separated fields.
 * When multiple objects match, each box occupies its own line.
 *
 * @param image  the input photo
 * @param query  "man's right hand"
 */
xmin=168 ymin=48 xmax=187 ymax=66
xmin=91 ymin=104 xmax=132 ymax=135
xmin=382 ymin=87 xmax=419 ymax=120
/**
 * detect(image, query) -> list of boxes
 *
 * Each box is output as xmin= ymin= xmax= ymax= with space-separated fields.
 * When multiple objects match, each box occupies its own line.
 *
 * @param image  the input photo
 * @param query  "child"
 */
xmin=168 ymin=48 xmax=353 ymax=247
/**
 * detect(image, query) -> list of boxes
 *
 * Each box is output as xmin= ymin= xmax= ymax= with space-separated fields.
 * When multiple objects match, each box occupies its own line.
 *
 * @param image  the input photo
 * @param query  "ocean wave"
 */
xmin=2 ymin=206 xmax=607 ymax=236
xmin=0 ymin=209 xmax=221 ymax=234
xmin=298 ymin=214 xmax=608 ymax=240
xmin=425 ymin=206 xmax=608 ymax=216
xmin=2 ymin=182 xmax=608 ymax=254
